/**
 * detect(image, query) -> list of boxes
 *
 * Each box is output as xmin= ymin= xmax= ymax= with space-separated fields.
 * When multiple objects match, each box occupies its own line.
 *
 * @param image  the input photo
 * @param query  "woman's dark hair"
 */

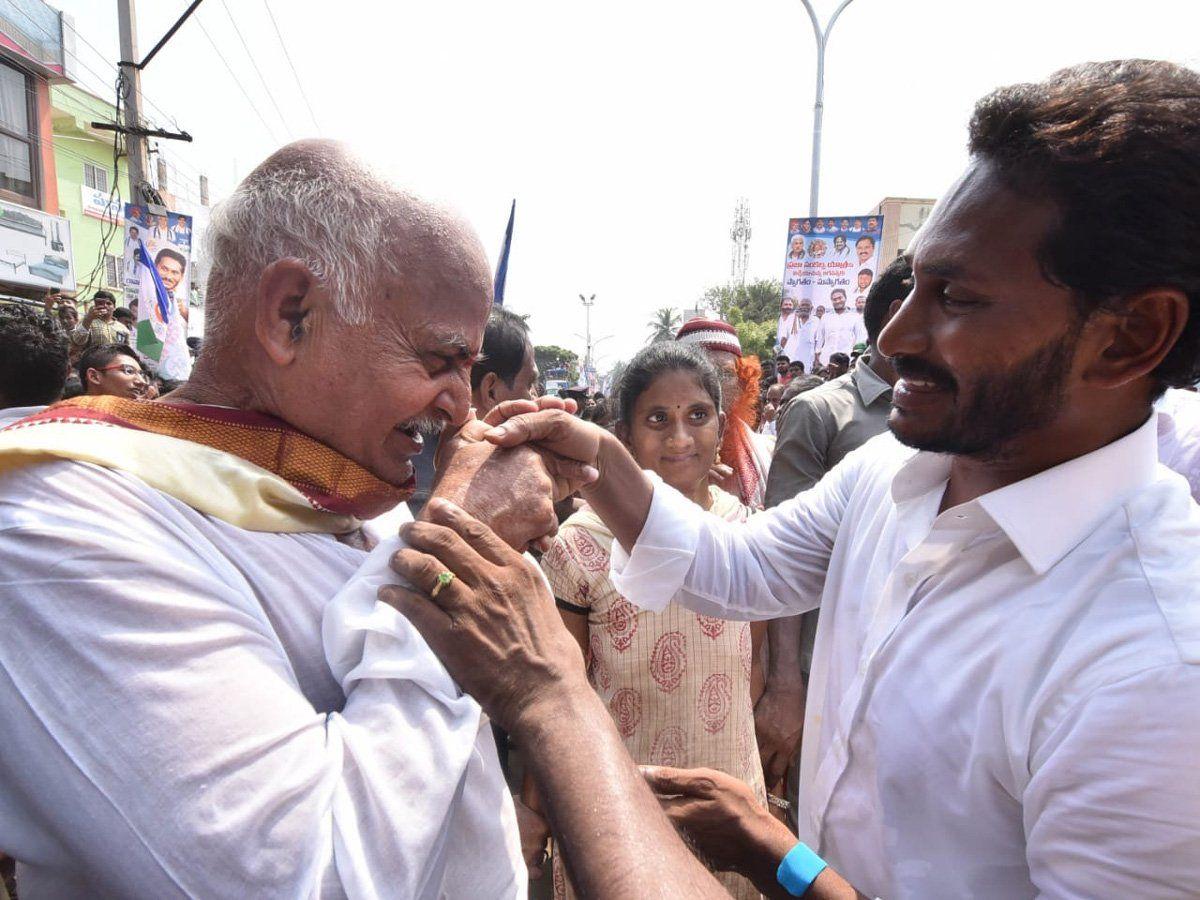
xmin=968 ymin=59 xmax=1200 ymax=389
xmin=615 ymin=342 xmax=722 ymax=425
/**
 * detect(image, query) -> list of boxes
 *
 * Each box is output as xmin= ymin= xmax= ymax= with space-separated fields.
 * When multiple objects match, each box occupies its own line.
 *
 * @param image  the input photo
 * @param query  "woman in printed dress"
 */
xmin=531 ymin=342 xmax=767 ymax=899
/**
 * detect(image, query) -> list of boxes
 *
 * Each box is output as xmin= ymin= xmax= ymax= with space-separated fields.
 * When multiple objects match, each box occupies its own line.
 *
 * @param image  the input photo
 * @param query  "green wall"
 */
xmin=50 ymin=84 xmax=130 ymax=300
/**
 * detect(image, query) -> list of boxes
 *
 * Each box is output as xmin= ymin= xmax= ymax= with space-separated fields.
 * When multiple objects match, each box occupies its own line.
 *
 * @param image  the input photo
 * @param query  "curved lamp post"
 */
xmin=799 ymin=0 xmax=858 ymax=216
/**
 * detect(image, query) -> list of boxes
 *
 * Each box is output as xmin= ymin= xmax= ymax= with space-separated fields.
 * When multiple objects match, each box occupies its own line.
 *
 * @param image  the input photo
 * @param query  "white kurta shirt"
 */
xmin=816 ymin=310 xmax=865 ymax=361
xmin=0 ymin=460 xmax=523 ymax=899
xmin=780 ymin=316 xmax=821 ymax=374
xmin=611 ymin=415 xmax=1200 ymax=899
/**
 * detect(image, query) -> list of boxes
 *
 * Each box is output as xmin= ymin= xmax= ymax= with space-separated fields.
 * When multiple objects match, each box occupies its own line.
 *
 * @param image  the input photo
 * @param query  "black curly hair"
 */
xmin=968 ymin=59 xmax=1200 ymax=389
xmin=0 ymin=306 xmax=69 ymax=406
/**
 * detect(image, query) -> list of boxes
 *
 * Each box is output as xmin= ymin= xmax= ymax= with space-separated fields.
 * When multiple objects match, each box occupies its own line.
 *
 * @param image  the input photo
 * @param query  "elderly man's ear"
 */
xmin=256 ymin=260 xmax=321 ymax=365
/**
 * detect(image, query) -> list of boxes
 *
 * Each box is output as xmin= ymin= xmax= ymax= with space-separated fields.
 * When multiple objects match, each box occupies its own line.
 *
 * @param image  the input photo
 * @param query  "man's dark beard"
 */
xmin=890 ymin=328 xmax=1080 ymax=459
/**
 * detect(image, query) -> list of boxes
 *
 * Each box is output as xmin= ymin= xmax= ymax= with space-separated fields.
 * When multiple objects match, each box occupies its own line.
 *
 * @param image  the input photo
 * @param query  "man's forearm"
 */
xmin=515 ymin=685 xmax=726 ymax=899
xmin=766 ymin=615 xmax=807 ymax=691
xmin=579 ymin=431 xmax=654 ymax=551
xmin=737 ymin=808 xmax=868 ymax=900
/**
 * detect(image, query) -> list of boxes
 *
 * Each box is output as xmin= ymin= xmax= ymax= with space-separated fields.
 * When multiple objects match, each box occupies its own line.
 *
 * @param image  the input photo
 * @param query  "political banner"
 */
xmin=123 ymin=203 xmax=193 ymax=381
xmin=776 ymin=215 xmax=884 ymax=373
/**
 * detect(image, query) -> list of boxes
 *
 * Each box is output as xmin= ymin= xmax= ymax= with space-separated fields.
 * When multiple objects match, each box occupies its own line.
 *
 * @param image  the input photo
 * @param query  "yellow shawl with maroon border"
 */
xmin=0 ymin=396 xmax=412 ymax=533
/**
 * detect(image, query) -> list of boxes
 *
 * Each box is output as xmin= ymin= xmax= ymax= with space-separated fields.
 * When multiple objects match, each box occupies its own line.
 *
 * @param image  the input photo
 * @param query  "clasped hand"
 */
xmin=429 ymin=396 xmax=599 ymax=553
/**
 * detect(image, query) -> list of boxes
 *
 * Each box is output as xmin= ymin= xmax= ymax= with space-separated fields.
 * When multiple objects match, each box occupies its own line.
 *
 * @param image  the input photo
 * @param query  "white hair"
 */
xmin=202 ymin=143 xmax=410 ymax=344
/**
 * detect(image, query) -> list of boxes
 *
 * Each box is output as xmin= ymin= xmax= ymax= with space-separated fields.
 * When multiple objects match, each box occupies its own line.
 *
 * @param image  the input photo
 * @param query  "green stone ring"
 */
xmin=431 ymin=571 xmax=456 ymax=598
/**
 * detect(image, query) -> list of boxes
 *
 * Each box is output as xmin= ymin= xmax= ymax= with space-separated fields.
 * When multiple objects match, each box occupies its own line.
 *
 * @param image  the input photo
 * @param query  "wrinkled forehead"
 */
xmin=372 ymin=211 xmax=493 ymax=350
xmin=706 ymin=348 xmax=740 ymax=374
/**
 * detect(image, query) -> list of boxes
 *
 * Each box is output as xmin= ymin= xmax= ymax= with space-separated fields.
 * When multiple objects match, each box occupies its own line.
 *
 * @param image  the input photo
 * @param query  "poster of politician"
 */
xmin=776 ymin=215 xmax=884 ymax=371
xmin=123 ymin=204 xmax=193 ymax=381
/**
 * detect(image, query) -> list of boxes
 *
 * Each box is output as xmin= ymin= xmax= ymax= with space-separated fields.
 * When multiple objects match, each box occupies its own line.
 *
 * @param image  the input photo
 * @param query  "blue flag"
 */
xmin=493 ymin=199 xmax=515 ymax=305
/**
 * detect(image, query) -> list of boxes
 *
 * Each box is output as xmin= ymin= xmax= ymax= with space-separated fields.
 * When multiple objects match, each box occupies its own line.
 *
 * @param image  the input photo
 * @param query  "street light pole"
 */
xmin=579 ymin=293 xmax=596 ymax=375
xmin=798 ymin=0 xmax=857 ymax=217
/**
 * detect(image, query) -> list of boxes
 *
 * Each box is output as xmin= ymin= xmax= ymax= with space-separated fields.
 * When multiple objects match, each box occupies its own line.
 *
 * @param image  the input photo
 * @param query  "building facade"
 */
xmin=0 ymin=0 xmax=75 ymax=301
xmin=870 ymin=196 xmax=937 ymax=264
xmin=50 ymin=82 xmax=130 ymax=299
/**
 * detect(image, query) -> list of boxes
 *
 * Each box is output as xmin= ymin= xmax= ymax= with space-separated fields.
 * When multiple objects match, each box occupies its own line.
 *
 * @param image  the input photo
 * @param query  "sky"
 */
xmin=51 ymin=0 xmax=1200 ymax=370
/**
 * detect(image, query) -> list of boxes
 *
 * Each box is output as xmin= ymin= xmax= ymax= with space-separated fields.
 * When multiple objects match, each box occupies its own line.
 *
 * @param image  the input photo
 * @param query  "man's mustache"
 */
xmin=400 ymin=415 xmax=448 ymax=435
xmin=892 ymin=355 xmax=957 ymax=392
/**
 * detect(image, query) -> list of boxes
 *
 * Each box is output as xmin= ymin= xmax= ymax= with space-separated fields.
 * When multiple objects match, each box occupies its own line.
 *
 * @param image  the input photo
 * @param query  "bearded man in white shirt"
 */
xmin=405 ymin=60 xmax=1200 ymax=899
xmin=814 ymin=289 xmax=866 ymax=366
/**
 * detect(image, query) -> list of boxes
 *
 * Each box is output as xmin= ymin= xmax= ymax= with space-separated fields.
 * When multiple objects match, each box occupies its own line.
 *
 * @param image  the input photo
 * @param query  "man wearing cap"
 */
xmin=676 ymin=318 xmax=773 ymax=508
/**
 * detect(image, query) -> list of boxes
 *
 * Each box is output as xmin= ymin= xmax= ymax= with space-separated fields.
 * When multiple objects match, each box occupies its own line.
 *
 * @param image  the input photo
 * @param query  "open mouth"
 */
xmin=394 ymin=423 xmax=425 ymax=451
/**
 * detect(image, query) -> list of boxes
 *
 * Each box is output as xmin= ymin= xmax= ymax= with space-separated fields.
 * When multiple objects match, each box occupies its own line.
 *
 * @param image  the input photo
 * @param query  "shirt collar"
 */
xmin=976 ymin=414 xmax=1160 ymax=574
xmin=889 ymin=413 xmax=1160 ymax=575
xmin=852 ymin=356 xmax=893 ymax=406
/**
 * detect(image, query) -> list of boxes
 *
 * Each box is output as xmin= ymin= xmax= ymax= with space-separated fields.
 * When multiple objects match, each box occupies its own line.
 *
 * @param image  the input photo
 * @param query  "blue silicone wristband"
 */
xmin=776 ymin=842 xmax=828 ymax=897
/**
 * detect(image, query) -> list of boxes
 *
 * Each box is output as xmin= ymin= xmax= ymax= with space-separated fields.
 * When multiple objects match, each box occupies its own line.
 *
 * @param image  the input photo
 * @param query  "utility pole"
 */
xmin=579 ymin=293 xmax=595 ymax=375
xmin=102 ymin=0 xmax=199 ymax=203
xmin=730 ymin=198 xmax=751 ymax=287
xmin=798 ymin=0 xmax=857 ymax=217
xmin=116 ymin=0 xmax=150 ymax=203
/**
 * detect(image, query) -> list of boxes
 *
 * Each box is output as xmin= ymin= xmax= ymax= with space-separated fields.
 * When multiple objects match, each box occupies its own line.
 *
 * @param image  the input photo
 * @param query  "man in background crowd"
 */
xmin=0 ymin=306 xmax=69 ymax=426
xmin=114 ymin=306 xmax=136 ymax=332
xmin=824 ymin=352 xmax=851 ymax=380
xmin=77 ymin=343 xmax=148 ymax=400
xmin=775 ymin=353 xmax=792 ymax=386
xmin=71 ymin=291 xmax=128 ymax=353
xmin=470 ymin=307 xmax=539 ymax=415
xmin=780 ymin=298 xmax=821 ymax=374
xmin=754 ymin=256 xmax=911 ymax=815
xmin=814 ymin=289 xmax=866 ymax=368
xmin=759 ymin=382 xmax=786 ymax=437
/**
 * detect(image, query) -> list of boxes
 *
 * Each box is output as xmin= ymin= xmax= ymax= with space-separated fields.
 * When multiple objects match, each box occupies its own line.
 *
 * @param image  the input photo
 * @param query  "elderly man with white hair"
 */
xmin=0 ymin=141 xmax=572 ymax=898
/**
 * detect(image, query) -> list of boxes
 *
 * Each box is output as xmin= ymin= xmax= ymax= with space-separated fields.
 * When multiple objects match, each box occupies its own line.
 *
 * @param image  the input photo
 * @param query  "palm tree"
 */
xmin=647 ymin=307 xmax=681 ymax=343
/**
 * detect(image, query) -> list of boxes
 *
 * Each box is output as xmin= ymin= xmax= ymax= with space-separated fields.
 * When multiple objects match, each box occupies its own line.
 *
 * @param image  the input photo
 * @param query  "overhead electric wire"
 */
xmin=194 ymin=13 xmax=280 ymax=143
xmin=7 ymin=0 xmax=191 ymax=140
xmin=262 ymin=0 xmax=321 ymax=134
xmin=219 ymin=0 xmax=291 ymax=138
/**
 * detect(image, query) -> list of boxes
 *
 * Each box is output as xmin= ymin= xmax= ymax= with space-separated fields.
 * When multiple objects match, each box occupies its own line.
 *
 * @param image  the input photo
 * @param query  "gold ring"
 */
xmin=430 ymin=571 xmax=455 ymax=598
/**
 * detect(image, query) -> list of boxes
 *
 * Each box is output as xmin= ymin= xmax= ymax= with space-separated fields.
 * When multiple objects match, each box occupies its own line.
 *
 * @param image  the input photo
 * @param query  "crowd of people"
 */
xmin=1 ymin=58 xmax=1199 ymax=900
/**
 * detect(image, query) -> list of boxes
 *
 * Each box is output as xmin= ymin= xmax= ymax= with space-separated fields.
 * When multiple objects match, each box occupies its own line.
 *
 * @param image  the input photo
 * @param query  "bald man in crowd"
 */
xmin=0 ymin=141 xmax=594 ymax=897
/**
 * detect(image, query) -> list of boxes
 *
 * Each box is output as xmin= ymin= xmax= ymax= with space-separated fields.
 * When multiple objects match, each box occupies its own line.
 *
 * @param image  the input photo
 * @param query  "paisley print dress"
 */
xmin=540 ymin=486 xmax=767 ymax=899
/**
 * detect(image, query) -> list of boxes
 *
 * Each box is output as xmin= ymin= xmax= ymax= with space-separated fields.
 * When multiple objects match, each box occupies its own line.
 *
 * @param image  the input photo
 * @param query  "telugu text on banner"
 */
xmin=776 ymin=215 xmax=885 ymax=373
